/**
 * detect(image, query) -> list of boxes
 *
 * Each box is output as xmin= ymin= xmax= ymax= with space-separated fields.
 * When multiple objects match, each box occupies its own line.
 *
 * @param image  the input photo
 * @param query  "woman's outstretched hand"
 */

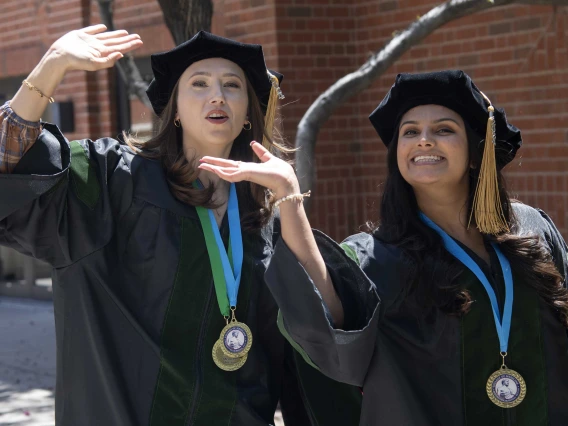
xmin=198 ymin=141 xmax=301 ymax=200
xmin=11 ymin=25 xmax=143 ymax=122
xmin=49 ymin=24 xmax=143 ymax=72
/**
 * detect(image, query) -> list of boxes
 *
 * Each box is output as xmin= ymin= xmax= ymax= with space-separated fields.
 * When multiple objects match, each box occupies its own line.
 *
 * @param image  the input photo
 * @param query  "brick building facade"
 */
xmin=1 ymin=0 xmax=567 ymax=248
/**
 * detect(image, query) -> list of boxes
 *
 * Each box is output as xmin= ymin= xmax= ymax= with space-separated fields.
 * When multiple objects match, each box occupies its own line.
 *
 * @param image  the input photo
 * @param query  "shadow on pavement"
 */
xmin=0 ymin=297 xmax=55 ymax=425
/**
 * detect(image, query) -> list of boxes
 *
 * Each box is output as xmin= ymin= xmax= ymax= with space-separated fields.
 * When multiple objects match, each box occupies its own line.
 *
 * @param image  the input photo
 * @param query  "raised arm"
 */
xmin=1 ymin=26 xmax=141 ymax=175
xmin=10 ymin=24 xmax=141 ymax=122
xmin=0 ymin=26 xmax=143 ymax=268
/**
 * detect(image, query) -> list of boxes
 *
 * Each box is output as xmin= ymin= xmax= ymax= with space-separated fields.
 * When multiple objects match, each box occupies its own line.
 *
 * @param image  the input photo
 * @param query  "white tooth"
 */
xmin=414 ymin=155 xmax=442 ymax=163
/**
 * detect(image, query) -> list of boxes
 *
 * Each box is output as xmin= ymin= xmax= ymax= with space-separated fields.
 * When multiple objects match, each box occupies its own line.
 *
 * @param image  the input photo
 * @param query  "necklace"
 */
xmin=195 ymin=181 xmax=252 ymax=371
xmin=420 ymin=213 xmax=526 ymax=408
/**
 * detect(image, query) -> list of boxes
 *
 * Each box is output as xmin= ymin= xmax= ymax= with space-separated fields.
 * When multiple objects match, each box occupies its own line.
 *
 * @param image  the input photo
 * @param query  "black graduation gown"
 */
xmin=0 ymin=124 xmax=362 ymax=426
xmin=266 ymin=203 xmax=568 ymax=425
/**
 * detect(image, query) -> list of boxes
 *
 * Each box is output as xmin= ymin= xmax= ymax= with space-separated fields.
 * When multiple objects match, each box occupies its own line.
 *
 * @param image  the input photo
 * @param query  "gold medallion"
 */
xmin=212 ymin=340 xmax=247 ymax=371
xmin=486 ymin=368 xmax=526 ymax=408
xmin=219 ymin=321 xmax=253 ymax=359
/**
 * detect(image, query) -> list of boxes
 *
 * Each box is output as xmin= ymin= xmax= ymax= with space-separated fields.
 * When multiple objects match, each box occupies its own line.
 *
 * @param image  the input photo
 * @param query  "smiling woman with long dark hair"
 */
xmin=199 ymin=70 xmax=568 ymax=425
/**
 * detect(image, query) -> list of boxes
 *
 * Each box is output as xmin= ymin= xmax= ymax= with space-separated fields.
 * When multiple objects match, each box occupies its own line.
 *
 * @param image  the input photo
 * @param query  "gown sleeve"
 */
xmin=537 ymin=209 xmax=568 ymax=285
xmin=264 ymin=230 xmax=382 ymax=387
xmin=0 ymin=107 xmax=134 ymax=268
xmin=268 ymin=216 xmax=364 ymax=424
xmin=513 ymin=203 xmax=568 ymax=285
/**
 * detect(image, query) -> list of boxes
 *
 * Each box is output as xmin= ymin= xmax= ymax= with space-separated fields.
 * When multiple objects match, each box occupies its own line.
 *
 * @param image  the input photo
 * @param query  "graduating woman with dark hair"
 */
xmin=200 ymin=70 xmax=568 ymax=425
xmin=0 ymin=26 xmax=361 ymax=426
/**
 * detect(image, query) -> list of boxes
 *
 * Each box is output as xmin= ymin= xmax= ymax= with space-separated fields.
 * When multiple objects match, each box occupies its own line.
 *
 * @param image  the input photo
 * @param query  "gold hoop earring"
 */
xmin=243 ymin=121 xmax=252 ymax=131
xmin=174 ymin=118 xmax=181 ymax=128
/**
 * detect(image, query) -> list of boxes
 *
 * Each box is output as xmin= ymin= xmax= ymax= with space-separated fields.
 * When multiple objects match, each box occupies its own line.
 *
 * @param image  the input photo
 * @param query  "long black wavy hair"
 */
xmin=372 ymin=123 xmax=568 ymax=326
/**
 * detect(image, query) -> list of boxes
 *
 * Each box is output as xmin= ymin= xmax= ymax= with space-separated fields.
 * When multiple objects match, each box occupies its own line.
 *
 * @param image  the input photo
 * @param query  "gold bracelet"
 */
xmin=273 ymin=190 xmax=311 ymax=208
xmin=22 ymin=80 xmax=54 ymax=103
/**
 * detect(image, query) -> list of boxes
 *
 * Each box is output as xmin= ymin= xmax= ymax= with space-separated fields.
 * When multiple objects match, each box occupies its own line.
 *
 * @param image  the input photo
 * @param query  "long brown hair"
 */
xmin=372 ymin=124 xmax=568 ymax=327
xmin=126 ymin=74 xmax=292 ymax=231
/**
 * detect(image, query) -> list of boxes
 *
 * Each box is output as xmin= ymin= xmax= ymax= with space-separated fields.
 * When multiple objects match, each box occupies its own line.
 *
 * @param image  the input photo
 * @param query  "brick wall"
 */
xmin=1 ymin=0 xmax=566 ymax=241
xmin=343 ymin=1 xmax=568 ymax=241
xmin=273 ymin=0 xmax=568 ymax=240
xmin=274 ymin=0 xmax=361 ymax=239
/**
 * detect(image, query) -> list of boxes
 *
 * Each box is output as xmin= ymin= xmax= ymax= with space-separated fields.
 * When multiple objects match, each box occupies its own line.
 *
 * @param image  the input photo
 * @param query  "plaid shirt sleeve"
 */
xmin=0 ymin=101 xmax=41 ymax=174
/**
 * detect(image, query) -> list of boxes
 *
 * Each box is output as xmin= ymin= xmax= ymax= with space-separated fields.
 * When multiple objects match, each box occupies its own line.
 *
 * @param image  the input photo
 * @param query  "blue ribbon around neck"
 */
xmin=196 ymin=181 xmax=244 ymax=309
xmin=212 ymin=183 xmax=243 ymax=307
xmin=420 ymin=213 xmax=513 ymax=353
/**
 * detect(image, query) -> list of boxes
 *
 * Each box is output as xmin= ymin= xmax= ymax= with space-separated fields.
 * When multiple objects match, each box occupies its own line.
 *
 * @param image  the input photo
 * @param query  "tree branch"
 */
xmin=295 ymin=0 xmax=564 ymax=210
xmin=97 ymin=0 xmax=153 ymax=110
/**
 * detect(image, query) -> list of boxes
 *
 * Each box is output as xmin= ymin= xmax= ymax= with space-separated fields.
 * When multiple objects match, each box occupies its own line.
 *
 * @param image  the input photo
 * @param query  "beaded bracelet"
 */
xmin=22 ymin=80 xmax=55 ymax=103
xmin=273 ymin=190 xmax=311 ymax=208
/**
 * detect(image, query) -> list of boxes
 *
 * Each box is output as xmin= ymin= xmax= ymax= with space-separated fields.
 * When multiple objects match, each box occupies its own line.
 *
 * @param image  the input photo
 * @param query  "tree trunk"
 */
xmin=156 ymin=0 xmax=213 ymax=45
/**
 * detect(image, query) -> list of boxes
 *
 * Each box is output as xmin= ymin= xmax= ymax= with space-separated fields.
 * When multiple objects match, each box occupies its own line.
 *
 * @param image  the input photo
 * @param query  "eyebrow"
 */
xmin=399 ymin=117 xmax=461 ymax=128
xmin=188 ymin=71 xmax=244 ymax=81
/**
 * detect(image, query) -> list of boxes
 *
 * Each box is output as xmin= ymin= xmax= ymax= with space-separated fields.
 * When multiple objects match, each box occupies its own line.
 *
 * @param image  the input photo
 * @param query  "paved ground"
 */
xmin=0 ymin=297 xmax=55 ymax=426
xmin=0 ymin=297 xmax=284 ymax=426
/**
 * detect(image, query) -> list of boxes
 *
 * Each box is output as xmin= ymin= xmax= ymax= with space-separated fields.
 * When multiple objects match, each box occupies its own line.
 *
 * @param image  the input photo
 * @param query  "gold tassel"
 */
xmin=262 ymin=71 xmax=284 ymax=149
xmin=468 ymin=92 xmax=509 ymax=235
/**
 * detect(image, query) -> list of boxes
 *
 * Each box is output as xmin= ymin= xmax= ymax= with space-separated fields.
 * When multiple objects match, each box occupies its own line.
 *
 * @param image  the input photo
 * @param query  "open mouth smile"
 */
xmin=412 ymin=155 xmax=445 ymax=164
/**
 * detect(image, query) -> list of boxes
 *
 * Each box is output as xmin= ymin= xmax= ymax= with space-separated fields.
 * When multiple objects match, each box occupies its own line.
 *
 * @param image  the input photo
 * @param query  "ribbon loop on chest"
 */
xmin=195 ymin=182 xmax=244 ymax=317
xmin=420 ymin=213 xmax=513 ymax=353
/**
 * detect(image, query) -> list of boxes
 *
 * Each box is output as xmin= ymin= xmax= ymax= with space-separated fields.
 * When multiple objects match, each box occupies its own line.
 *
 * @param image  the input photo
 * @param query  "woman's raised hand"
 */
xmin=48 ymin=24 xmax=143 ymax=72
xmin=10 ymin=25 xmax=143 ymax=122
xmin=198 ymin=142 xmax=301 ymax=199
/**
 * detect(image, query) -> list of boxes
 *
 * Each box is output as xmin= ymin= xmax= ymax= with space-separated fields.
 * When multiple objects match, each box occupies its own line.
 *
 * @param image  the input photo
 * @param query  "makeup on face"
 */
xmin=176 ymin=58 xmax=249 ymax=151
xmin=397 ymin=105 xmax=470 ymax=188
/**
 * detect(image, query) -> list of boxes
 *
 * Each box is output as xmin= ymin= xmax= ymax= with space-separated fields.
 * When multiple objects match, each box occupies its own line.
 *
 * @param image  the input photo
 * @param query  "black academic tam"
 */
xmin=369 ymin=70 xmax=522 ymax=169
xmin=146 ymin=31 xmax=283 ymax=117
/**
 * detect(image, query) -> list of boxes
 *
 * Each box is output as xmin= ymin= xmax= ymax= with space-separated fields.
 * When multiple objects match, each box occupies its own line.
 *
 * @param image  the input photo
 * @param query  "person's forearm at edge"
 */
xmin=274 ymin=183 xmax=345 ymax=328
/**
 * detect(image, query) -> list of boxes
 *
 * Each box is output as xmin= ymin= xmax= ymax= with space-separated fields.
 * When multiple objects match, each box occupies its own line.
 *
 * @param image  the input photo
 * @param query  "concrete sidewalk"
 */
xmin=0 ymin=297 xmax=55 ymax=426
xmin=0 ymin=297 xmax=285 ymax=426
